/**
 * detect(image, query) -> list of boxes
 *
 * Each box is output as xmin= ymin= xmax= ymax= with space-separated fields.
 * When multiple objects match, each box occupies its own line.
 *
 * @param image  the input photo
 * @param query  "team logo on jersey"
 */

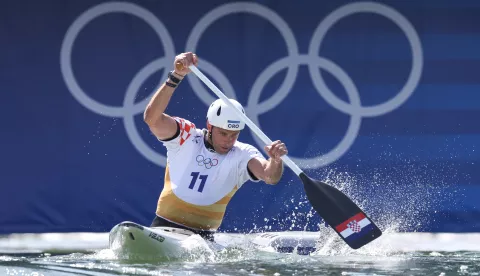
xmin=196 ymin=155 xmax=218 ymax=169
xmin=193 ymin=134 xmax=202 ymax=144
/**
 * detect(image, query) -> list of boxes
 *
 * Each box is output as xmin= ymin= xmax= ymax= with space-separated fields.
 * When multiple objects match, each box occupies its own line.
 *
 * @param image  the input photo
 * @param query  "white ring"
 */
xmin=60 ymin=2 xmax=175 ymax=117
xmin=185 ymin=2 xmax=299 ymax=107
xmin=308 ymin=2 xmax=423 ymax=117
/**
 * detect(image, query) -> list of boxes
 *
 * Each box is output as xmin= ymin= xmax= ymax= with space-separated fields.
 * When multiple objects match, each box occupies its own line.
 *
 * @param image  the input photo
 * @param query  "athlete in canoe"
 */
xmin=143 ymin=52 xmax=288 ymax=241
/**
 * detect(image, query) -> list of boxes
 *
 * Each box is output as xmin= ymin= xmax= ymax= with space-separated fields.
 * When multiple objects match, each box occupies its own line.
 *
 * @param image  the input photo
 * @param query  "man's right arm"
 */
xmin=143 ymin=52 xmax=198 ymax=140
xmin=143 ymin=82 xmax=179 ymax=140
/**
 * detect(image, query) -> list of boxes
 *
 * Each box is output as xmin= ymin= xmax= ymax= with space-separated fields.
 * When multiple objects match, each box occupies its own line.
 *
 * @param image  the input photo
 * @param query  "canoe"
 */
xmin=109 ymin=221 xmax=319 ymax=260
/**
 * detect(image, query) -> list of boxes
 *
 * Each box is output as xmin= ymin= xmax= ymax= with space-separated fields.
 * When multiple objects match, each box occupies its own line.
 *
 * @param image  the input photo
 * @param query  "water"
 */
xmin=1 ymin=231 xmax=480 ymax=276
xmin=1 ymin=249 xmax=479 ymax=275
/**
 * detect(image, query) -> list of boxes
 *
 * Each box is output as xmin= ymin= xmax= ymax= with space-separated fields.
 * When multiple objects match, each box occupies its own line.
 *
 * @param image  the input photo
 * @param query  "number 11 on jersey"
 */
xmin=189 ymin=172 xmax=208 ymax=192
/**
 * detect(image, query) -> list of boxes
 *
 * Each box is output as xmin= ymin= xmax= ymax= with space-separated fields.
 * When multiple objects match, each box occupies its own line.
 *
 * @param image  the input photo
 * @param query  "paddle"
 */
xmin=179 ymin=64 xmax=382 ymax=249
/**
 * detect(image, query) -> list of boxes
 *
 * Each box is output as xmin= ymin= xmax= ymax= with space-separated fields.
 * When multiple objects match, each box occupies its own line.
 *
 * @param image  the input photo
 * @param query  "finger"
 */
xmin=188 ymin=52 xmax=196 ymax=64
xmin=185 ymin=52 xmax=192 ymax=63
xmin=274 ymin=145 xmax=286 ymax=156
xmin=274 ymin=150 xmax=283 ymax=159
xmin=186 ymin=54 xmax=196 ymax=68
xmin=193 ymin=54 xmax=198 ymax=66
xmin=266 ymin=147 xmax=277 ymax=158
xmin=271 ymin=140 xmax=281 ymax=146
xmin=273 ymin=143 xmax=284 ymax=150
xmin=270 ymin=146 xmax=279 ymax=157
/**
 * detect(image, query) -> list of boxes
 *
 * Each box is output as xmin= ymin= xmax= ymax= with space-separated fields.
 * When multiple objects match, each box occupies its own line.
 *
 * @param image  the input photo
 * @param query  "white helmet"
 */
xmin=207 ymin=99 xmax=246 ymax=130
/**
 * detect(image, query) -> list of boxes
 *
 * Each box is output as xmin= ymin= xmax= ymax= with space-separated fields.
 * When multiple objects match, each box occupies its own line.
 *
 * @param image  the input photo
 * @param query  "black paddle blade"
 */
xmin=299 ymin=172 xmax=382 ymax=249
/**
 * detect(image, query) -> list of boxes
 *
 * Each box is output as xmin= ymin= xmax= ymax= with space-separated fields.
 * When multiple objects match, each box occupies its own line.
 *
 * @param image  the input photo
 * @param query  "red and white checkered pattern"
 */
xmin=174 ymin=117 xmax=196 ymax=146
xmin=347 ymin=220 xmax=362 ymax=233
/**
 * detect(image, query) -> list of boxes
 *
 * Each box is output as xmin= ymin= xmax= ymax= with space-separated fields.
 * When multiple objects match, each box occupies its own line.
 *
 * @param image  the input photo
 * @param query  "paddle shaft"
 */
xmin=188 ymin=65 xmax=303 ymax=176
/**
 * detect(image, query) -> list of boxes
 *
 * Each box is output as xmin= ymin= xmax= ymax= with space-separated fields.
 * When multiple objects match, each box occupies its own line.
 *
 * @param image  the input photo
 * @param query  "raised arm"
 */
xmin=143 ymin=52 xmax=198 ymax=140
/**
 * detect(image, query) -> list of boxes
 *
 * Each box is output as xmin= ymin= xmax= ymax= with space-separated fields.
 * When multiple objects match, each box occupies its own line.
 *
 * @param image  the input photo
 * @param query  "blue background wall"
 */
xmin=1 ymin=0 xmax=478 ymax=234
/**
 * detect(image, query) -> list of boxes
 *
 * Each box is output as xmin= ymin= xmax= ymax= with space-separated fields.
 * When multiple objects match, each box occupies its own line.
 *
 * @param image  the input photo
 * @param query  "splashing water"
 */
xmin=240 ymin=155 xmax=464 ymax=258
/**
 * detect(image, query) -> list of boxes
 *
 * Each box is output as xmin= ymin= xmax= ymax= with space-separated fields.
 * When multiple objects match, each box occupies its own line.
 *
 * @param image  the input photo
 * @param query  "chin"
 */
xmin=217 ymin=147 xmax=230 ymax=154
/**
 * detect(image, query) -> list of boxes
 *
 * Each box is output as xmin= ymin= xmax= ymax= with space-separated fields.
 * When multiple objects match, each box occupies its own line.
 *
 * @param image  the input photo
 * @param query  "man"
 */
xmin=143 ymin=52 xmax=288 ymax=241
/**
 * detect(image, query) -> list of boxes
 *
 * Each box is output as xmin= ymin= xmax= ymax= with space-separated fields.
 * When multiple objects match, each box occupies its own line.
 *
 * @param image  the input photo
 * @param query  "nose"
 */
xmin=228 ymin=135 xmax=237 ymax=144
xmin=222 ymin=139 xmax=233 ymax=150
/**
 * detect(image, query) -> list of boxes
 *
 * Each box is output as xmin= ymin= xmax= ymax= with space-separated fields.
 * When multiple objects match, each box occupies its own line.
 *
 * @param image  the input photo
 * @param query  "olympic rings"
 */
xmin=196 ymin=155 xmax=219 ymax=169
xmin=60 ymin=1 xmax=423 ymax=168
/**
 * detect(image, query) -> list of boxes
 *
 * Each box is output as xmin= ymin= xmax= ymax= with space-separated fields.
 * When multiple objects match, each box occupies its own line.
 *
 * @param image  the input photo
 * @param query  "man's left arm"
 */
xmin=247 ymin=140 xmax=288 ymax=185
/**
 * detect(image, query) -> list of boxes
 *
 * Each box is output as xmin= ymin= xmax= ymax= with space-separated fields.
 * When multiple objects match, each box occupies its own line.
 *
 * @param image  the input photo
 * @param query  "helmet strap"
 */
xmin=205 ymin=123 xmax=216 ymax=152
xmin=208 ymin=126 xmax=213 ymax=141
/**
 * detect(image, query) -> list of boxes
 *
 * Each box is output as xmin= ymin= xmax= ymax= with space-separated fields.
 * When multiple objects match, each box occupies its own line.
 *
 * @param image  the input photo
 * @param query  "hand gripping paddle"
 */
xmin=182 ymin=64 xmax=382 ymax=249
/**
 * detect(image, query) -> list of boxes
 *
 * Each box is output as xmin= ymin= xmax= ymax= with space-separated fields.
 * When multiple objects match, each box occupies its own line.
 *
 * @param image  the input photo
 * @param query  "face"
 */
xmin=209 ymin=125 xmax=240 ymax=154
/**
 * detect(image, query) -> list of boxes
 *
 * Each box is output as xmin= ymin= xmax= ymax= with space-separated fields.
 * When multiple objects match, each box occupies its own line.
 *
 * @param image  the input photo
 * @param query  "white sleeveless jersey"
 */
xmin=155 ymin=117 xmax=264 ymax=230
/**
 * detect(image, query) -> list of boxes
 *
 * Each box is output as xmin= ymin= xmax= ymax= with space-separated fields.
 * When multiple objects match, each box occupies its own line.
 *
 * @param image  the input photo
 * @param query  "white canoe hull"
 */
xmin=109 ymin=221 xmax=321 ymax=260
xmin=109 ymin=221 xmax=219 ymax=261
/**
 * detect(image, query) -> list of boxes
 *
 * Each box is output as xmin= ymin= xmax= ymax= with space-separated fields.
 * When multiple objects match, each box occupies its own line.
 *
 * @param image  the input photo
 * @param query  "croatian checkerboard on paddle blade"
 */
xmin=300 ymin=173 xmax=382 ymax=249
